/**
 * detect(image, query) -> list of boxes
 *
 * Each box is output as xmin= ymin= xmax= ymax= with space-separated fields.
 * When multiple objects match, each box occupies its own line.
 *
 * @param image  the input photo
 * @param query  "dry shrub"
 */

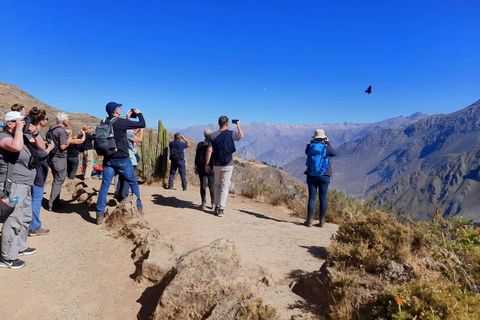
xmin=373 ymin=279 xmax=480 ymax=320
xmin=327 ymin=211 xmax=423 ymax=274
xmin=235 ymin=299 xmax=279 ymax=320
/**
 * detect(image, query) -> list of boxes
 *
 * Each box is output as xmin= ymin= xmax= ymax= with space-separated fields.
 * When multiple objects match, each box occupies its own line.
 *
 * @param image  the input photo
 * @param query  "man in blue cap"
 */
xmin=95 ymin=102 xmax=146 ymax=224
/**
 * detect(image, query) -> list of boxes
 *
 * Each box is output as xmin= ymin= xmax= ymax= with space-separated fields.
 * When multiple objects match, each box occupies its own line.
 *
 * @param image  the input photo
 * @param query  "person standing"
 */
xmin=304 ymin=129 xmax=336 ymax=227
xmin=47 ymin=112 xmax=70 ymax=211
xmin=81 ymin=125 xmax=95 ymax=181
xmin=168 ymin=133 xmax=191 ymax=191
xmin=194 ymin=128 xmax=215 ymax=211
xmin=27 ymin=107 xmax=55 ymax=237
xmin=65 ymin=129 xmax=86 ymax=180
xmin=205 ymin=116 xmax=244 ymax=216
xmin=0 ymin=111 xmax=45 ymax=268
xmin=95 ymin=102 xmax=146 ymax=225
xmin=115 ymin=127 xmax=144 ymax=202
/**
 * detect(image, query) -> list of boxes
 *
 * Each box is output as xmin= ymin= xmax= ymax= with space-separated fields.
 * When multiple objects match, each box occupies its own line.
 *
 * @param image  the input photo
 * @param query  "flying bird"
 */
xmin=365 ymin=85 xmax=372 ymax=94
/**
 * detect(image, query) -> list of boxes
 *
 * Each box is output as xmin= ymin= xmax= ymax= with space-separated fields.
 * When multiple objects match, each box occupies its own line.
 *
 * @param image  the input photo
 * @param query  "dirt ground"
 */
xmin=0 ymin=177 xmax=337 ymax=320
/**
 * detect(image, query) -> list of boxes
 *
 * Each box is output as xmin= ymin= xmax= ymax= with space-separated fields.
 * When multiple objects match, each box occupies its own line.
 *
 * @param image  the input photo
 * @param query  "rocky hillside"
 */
xmin=0 ymin=81 xmax=100 ymax=135
xmin=328 ymin=100 xmax=480 ymax=221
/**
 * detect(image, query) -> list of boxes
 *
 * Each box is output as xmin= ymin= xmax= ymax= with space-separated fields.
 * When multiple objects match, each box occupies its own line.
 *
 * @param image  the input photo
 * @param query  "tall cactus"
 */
xmin=140 ymin=119 xmax=169 ymax=183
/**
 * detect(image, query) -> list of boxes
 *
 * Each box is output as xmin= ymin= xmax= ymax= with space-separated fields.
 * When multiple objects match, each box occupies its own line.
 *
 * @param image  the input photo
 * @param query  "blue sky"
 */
xmin=2 ymin=1 xmax=479 ymax=129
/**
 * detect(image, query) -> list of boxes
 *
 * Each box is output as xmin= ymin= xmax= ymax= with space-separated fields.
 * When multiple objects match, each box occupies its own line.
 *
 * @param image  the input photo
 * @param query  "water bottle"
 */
xmin=8 ymin=196 xmax=19 ymax=207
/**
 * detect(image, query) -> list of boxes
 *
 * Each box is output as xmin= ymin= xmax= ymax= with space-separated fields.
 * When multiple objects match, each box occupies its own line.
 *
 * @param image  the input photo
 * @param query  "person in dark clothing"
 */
xmin=304 ymin=129 xmax=336 ymax=227
xmin=65 ymin=129 xmax=86 ymax=180
xmin=95 ymin=102 xmax=146 ymax=225
xmin=168 ymin=133 xmax=191 ymax=191
xmin=27 ymin=107 xmax=55 ymax=237
xmin=81 ymin=125 xmax=95 ymax=181
xmin=194 ymin=128 xmax=215 ymax=211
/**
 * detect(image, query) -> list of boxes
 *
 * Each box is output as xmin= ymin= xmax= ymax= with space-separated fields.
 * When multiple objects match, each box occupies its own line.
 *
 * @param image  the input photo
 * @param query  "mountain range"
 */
xmin=2 ymin=80 xmax=479 ymax=221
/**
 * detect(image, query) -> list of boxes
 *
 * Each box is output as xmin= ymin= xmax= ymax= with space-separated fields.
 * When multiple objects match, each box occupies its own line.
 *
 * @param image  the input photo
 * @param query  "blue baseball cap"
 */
xmin=106 ymin=102 xmax=122 ymax=114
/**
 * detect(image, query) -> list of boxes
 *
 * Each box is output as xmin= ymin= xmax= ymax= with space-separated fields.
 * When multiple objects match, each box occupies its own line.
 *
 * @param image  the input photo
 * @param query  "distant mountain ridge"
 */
xmin=178 ymin=113 xmax=428 ymax=168
xmin=328 ymin=100 xmax=480 ymax=221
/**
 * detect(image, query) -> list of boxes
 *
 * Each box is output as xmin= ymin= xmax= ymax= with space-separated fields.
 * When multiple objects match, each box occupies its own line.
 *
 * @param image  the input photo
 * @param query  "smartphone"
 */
xmin=232 ymin=119 xmax=238 ymax=124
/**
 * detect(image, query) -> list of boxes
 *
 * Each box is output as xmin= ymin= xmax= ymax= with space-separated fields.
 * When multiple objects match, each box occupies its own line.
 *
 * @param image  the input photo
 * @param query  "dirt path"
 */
xmin=0 ymin=179 xmax=337 ymax=319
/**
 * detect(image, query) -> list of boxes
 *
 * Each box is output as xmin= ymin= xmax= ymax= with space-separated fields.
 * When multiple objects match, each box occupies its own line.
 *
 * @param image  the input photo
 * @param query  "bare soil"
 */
xmin=0 ymin=178 xmax=337 ymax=319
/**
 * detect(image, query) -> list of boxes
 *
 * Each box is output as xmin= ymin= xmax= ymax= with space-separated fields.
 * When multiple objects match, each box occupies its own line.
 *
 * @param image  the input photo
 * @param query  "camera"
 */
xmin=23 ymin=118 xmax=32 ymax=134
xmin=130 ymin=109 xmax=137 ymax=119
xmin=232 ymin=119 xmax=238 ymax=124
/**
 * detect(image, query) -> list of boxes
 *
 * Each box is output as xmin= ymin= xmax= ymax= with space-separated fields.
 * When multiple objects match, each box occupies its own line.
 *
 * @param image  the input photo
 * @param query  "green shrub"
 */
xmin=373 ymin=280 xmax=480 ymax=320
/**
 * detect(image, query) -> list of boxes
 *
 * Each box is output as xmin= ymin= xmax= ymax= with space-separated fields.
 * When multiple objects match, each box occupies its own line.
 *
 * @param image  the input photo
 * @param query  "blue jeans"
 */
xmin=96 ymin=157 xmax=142 ymax=216
xmin=307 ymin=175 xmax=330 ymax=219
xmin=30 ymin=185 xmax=45 ymax=231
xmin=169 ymin=160 xmax=187 ymax=190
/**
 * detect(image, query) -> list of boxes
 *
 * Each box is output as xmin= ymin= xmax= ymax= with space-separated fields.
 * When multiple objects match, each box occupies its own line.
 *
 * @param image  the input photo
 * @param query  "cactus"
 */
xmin=140 ymin=119 xmax=169 ymax=183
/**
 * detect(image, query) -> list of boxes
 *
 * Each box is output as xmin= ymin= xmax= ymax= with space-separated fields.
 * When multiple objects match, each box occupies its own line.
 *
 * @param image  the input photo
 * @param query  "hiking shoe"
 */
xmin=29 ymin=228 xmax=50 ymax=237
xmin=315 ymin=217 xmax=326 ymax=228
xmin=304 ymin=217 xmax=313 ymax=227
xmin=96 ymin=214 xmax=104 ymax=225
xmin=18 ymin=247 xmax=37 ymax=256
xmin=138 ymin=208 xmax=145 ymax=216
xmin=0 ymin=258 xmax=26 ymax=269
xmin=200 ymin=203 xmax=207 ymax=211
xmin=217 ymin=208 xmax=224 ymax=217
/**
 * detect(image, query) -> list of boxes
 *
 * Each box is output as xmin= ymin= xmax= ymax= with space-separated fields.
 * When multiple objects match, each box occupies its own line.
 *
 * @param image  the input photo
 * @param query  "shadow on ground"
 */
xmin=151 ymin=194 xmax=199 ymax=211
xmin=237 ymin=209 xmax=293 ymax=224
xmin=299 ymin=245 xmax=328 ymax=259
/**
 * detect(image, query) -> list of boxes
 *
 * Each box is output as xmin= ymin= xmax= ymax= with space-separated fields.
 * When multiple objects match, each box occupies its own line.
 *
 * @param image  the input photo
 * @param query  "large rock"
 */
xmin=153 ymin=239 xmax=256 ymax=320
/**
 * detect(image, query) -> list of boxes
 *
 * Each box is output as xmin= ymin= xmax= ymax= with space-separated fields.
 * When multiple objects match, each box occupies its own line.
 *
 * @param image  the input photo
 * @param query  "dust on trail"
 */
xmin=0 ymin=179 xmax=337 ymax=319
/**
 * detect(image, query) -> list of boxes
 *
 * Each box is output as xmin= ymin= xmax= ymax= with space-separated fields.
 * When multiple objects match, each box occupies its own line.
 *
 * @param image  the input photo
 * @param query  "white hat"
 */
xmin=312 ymin=129 xmax=326 ymax=139
xmin=4 ymin=111 xmax=24 ymax=122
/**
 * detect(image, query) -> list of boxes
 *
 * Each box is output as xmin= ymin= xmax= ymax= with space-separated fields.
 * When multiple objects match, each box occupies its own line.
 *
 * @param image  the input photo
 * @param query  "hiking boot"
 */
xmin=96 ymin=214 xmax=104 ymax=225
xmin=217 ymin=208 xmax=224 ymax=217
xmin=29 ymin=228 xmax=50 ymax=237
xmin=315 ymin=217 xmax=326 ymax=228
xmin=304 ymin=217 xmax=313 ymax=227
xmin=18 ymin=247 xmax=37 ymax=256
xmin=0 ymin=257 xmax=26 ymax=269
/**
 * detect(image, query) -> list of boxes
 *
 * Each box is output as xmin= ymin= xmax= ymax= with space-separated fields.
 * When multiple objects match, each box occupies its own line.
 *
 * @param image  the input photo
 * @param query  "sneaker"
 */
xmin=304 ymin=217 xmax=313 ymax=227
xmin=18 ymin=247 xmax=37 ymax=256
xmin=96 ymin=214 xmax=104 ymax=225
xmin=217 ymin=208 xmax=224 ymax=217
xmin=48 ymin=205 xmax=53 ymax=211
xmin=0 ymin=258 xmax=26 ymax=269
xmin=200 ymin=203 xmax=207 ymax=211
xmin=29 ymin=228 xmax=50 ymax=237
xmin=138 ymin=208 xmax=145 ymax=216
xmin=212 ymin=205 xmax=216 ymax=213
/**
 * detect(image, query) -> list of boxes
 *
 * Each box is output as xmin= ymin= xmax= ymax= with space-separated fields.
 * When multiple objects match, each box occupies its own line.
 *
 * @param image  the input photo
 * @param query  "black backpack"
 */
xmin=46 ymin=125 xmax=63 ymax=156
xmin=169 ymin=149 xmax=181 ymax=162
xmin=94 ymin=117 xmax=119 ymax=156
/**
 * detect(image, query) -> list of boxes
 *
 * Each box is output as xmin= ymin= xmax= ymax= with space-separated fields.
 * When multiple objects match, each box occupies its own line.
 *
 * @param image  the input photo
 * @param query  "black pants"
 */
xmin=67 ymin=156 xmax=79 ymax=180
xmin=198 ymin=167 xmax=214 ymax=205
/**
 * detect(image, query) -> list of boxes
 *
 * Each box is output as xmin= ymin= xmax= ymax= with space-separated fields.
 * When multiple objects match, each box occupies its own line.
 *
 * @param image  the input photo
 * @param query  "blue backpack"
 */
xmin=305 ymin=142 xmax=329 ymax=176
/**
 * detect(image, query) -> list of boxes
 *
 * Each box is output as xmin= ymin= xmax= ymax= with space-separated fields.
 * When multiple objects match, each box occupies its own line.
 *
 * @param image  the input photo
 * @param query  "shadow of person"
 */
xmin=151 ymin=194 xmax=198 ymax=211
xmin=237 ymin=209 xmax=290 ymax=223
xmin=299 ymin=245 xmax=328 ymax=259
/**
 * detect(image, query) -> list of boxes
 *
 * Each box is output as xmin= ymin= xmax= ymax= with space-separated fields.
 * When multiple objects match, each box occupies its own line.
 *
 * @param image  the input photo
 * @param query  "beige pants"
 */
xmin=83 ymin=149 xmax=94 ymax=179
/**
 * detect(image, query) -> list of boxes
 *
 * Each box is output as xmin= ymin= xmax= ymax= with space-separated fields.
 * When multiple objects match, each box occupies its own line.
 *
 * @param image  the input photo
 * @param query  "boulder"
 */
xmin=153 ymin=239 xmax=255 ymax=320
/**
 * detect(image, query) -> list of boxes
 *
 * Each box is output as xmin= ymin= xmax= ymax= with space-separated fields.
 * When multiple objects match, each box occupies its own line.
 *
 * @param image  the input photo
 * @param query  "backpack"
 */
xmin=169 ymin=149 xmax=180 ymax=162
xmin=305 ymin=142 xmax=329 ymax=176
xmin=94 ymin=117 xmax=119 ymax=156
xmin=46 ymin=125 xmax=63 ymax=156
xmin=197 ymin=141 xmax=209 ymax=164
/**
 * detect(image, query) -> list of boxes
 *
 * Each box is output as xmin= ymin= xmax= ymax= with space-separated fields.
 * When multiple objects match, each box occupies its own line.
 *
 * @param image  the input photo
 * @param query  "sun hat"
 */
xmin=106 ymin=102 xmax=122 ymax=114
xmin=312 ymin=129 xmax=327 ymax=140
xmin=4 ymin=111 xmax=25 ymax=122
